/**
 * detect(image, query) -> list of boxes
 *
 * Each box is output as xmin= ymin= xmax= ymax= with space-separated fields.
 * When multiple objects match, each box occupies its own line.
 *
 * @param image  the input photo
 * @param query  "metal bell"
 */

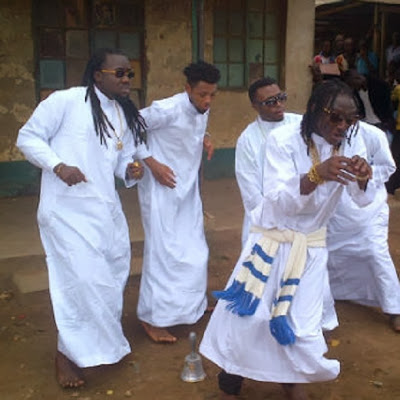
xmin=180 ymin=331 xmax=206 ymax=382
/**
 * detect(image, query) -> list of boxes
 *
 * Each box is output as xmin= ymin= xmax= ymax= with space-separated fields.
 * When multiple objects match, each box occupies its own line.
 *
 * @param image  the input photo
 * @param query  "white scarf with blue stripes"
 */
xmin=214 ymin=227 xmax=326 ymax=345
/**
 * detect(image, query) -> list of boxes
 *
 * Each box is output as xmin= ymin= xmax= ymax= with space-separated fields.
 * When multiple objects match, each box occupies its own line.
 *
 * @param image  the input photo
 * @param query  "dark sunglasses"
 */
xmin=258 ymin=92 xmax=288 ymax=107
xmin=323 ymin=108 xmax=359 ymax=126
xmin=100 ymin=68 xmax=135 ymax=79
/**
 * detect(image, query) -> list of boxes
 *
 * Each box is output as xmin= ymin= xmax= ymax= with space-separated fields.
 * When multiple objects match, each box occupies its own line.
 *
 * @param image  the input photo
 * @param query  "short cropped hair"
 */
xmin=183 ymin=61 xmax=221 ymax=86
xmin=248 ymin=77 xmax=278 ymax=103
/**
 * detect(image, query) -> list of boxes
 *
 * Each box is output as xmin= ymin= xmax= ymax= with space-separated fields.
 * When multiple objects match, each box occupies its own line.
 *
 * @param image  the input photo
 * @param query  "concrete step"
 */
xmin=11 ymin=255 xmax=144 ymax=294
xmin=0 ymin=240 xmax=144 ymax=295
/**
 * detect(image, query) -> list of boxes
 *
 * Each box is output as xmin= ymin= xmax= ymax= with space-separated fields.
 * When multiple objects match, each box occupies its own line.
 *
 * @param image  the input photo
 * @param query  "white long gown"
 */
xmin=200 ymin=122 xmax=375 ymax=383
xmin=235 ymin=114 xmax=302 ymax=247
xmin=137 ymin=92 xmax=209 ymax=327
xmin=327 ymin=121 xmax=400 ymax=314
xmin=17 ymin=87 xmax=148 ymax=368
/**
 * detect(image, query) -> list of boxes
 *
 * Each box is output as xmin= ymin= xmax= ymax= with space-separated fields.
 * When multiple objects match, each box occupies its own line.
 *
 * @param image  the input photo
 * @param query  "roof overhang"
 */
xmin=316 ymin=0 xmax=400 ymax=5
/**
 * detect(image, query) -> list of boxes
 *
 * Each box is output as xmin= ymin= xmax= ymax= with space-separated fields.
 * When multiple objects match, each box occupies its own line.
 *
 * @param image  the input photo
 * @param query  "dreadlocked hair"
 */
xmin=81 ymin=47 xmax=146 ymax=147
xmin=300 ymin=78 xmax=359 ymax=155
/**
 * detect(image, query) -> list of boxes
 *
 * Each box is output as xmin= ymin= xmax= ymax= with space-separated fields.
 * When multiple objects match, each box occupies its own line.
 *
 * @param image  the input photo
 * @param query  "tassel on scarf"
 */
xmin=213 ymin=237 xmax=275 ymax=316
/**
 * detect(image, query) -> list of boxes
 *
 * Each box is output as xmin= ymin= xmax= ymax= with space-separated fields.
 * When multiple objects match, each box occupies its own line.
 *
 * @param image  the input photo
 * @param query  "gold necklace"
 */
xmin=309 ymin=139 xmax=338 ymax=166
xmin=112 ymin=102 xmax=124 ymax=151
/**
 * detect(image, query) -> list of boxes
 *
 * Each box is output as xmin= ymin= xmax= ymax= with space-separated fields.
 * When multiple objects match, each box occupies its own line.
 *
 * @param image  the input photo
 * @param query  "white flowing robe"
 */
xmin=235 ymin=114 xmax=302 ymax=247
xmin=16 ymin=87 xmax=148 ymax=368
xmin=137 ymin=92 xmax=209 ymax=327
xmin=327 ymin=121 xmax=400 ymax=314
xmin=200 ymin=122 xmax=375 ymax=383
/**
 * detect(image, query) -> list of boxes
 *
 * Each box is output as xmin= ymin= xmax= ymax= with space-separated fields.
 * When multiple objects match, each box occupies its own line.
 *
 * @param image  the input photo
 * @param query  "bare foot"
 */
xmin=281 ymin=383 xmax=308 ymax=400
xmin=141 ymin=321 xmax=177 ymax=343
xmin=55 ymin=351 xmax=85 ymax=388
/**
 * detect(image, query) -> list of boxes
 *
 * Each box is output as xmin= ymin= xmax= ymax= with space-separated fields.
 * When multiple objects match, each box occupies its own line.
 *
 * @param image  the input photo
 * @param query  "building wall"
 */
xmin=286 ymin=0 xmax=315 ymax=113
xmin=0 ymin=0 xmax=35 ymax=163
xmin=0 ymin=0 xmax=315 ymax=194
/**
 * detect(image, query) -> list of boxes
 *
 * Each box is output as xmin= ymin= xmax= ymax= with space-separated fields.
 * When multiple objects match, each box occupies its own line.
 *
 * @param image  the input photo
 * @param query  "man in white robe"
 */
xmin=326 ymin=121 xmax=400 ymax=331
xmin=235 ymin=77 xmax=302 ymax=247
xmin=16 ymin=49 xmax=148 ymax=388
xmin=200 ymin=80 xmax=375 ymax=400
xmin=137 ymin=61 xmax=220 ymax=343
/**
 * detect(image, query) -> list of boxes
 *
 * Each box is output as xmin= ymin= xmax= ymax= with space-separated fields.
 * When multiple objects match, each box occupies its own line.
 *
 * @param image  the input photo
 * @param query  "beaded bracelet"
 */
xmin=307 ymin=164 xmax=324 ymax=185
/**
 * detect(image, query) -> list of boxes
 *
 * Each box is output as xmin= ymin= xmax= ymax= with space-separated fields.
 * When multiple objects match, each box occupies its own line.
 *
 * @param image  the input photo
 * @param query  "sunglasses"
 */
xmin=323 ymin=108 xmax=359 ymax=126
xmin=258 ymin=92 xmax=288 ymax=107
xmin=100 ymin=68 xmax=135 ymax=79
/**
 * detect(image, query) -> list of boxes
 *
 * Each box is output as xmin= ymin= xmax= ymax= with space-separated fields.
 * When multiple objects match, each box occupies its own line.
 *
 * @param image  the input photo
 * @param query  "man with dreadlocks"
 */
xmin=16 ymin=48 xmax=147 ymax=388
xmin=200 ymin=79 xmax=375 ymax=400
xmin=136 ymin=60 xmax=220 ymax=343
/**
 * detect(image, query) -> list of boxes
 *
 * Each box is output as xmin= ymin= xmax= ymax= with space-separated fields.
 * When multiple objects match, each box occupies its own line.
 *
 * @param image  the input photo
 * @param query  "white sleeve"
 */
xmin=367 ymin=129 xmax=396 ymax=184
xmin=140 ymin=102 xmax=174 ymax=132
xmin=16 ymin=92 xmax=65 ymax=172
xmin=235 ymin=134 xmax=264 ymax=214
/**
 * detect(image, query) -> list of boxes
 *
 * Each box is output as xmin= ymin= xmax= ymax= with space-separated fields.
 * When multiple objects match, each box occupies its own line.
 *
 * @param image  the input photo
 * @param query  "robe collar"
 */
xmin=183 ymin=91 xmax=210 ymax=117
xmin=94 ymin=85 xmax=117 ymax=110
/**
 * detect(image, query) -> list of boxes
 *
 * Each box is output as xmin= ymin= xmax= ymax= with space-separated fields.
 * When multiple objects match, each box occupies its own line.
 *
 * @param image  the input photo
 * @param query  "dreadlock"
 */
xmin=81 ymin=48 xmax=146 ymax=147
xmin=300 ymin=78 xmax=359 ymax=154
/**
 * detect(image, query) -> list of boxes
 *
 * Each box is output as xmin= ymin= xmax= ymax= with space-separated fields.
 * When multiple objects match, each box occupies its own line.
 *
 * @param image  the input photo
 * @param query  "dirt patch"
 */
xmin=1 ymin=200 xmax=400 ymax=399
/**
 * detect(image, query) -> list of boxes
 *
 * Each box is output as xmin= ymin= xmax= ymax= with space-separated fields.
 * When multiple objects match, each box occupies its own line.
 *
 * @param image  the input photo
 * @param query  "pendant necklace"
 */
xmin=112 ymin=102 xmax=124 ymax=151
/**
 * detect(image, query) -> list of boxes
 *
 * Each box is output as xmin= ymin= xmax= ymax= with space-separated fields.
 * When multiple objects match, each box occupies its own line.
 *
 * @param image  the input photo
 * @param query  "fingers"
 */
xmin=350 ymin=155 xmax=372 ymax=180
xmin=162 ymin=170 xmax=176 ymax=188
xmin=207 ymin=147 xmax=214 ymax=161
xmin=319 ymin=155 xmax=372 ymax=185
xmin=60 ymin=166 xmax=87 ymax=186
xmin=155 ymin=165 xmax=176 ymax=188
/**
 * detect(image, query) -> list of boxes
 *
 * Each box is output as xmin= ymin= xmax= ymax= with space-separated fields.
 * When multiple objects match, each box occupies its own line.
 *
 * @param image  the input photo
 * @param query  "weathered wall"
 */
xmin=285 ymin=0 xmax=315 ymax=113
xmin=0 ymin=1 xmax=35 ymax=162
xmin=144 ymin=0 xmax=193 ymax=104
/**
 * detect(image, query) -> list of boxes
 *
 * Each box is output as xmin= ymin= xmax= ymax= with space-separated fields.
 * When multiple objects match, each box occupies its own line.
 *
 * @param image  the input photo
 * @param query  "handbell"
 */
xmin=180 ymin=331 xmax=206 ymax=382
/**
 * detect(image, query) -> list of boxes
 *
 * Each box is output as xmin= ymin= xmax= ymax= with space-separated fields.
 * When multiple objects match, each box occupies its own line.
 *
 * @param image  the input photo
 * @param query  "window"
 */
xmin=213 ymin=0 xmax=286 ymax=89
xmin=34 ymin=0 xmax=145 ymax=106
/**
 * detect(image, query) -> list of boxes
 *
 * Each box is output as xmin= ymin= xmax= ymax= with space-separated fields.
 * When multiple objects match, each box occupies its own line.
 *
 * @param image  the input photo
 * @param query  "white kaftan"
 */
xmin=17 ymin=87 xmax=148 ymax=368
xmin=327 ymin=121 xmax=400 ymax=314
xmin=235 ymin=114 xmax=302 ymax=247
xmin=137 ymin=92 xmax=209 ymax=327
xmin=200 ymin=122 xmax=375 ymax=383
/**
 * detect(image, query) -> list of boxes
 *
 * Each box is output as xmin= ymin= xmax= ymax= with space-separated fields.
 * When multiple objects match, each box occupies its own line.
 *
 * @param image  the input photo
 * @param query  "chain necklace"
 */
xmin=309 ymin=138 xmax=338 ymax=166
xmin=112 ymin=102 xmax=124 ymax=151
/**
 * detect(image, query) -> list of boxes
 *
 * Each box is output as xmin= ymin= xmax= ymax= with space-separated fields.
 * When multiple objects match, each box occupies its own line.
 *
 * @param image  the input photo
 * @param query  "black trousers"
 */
xmin=218 ymin=370 xmax=244 ymax=395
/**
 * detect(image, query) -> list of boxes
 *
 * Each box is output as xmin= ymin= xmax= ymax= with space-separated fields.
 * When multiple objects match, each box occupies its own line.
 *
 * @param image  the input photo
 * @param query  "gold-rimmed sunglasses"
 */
xmin=100 ymin=68 xmax=135 ymax=79
xmin=323 ymin=108 xmax=360 ymax=126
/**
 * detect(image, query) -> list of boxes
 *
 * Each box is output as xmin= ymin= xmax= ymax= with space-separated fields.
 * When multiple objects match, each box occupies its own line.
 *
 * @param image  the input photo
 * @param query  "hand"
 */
xmin=350 ymin=155 xmax=372 ymax=189
xmin=316 ymin=155 xmax=359 ymax=185
xmin=143 ymin=157 xmax=176 ymax=188
xmin=54 ymin=163 xmax=87 ymax=186
xmin=203 ymin=135 xmax=214 ymax=161
xmin=126 ymin=160 xmax=144 ymax=180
